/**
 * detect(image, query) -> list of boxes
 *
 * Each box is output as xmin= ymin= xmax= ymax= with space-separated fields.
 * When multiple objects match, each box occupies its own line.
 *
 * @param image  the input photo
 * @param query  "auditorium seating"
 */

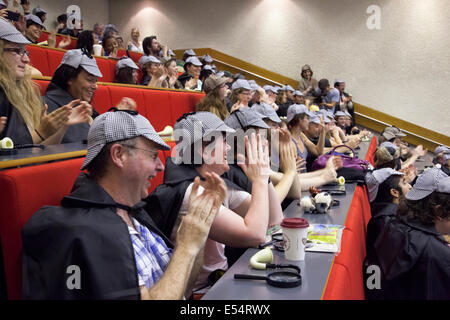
xmin=27 ymin=44 xmax=146 ymax=84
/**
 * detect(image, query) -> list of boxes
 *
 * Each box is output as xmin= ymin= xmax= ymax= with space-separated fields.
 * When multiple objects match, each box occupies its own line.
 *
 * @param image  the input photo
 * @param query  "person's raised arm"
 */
xmin=141 ymin=173 xmax=225 ymax=300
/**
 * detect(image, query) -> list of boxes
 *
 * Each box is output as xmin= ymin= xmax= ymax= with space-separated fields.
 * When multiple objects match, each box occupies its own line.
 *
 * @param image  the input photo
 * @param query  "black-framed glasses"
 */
xmin=108 ymin=107 xmax=139 ymax=115
xmin=3 ymin=48 xmax=29 ymax=57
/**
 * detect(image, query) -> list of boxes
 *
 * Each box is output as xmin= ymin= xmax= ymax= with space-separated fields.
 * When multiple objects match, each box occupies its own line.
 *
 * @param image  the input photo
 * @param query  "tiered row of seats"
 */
xmin=37 ymin=31 xmax=78 ymax=50
xmin=27 ymin=44 xmax=144 ymax=83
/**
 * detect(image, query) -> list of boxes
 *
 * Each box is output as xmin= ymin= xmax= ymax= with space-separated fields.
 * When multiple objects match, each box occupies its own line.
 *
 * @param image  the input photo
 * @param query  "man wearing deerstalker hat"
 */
xmin=22 ymin=109 xmax=225 ymax=299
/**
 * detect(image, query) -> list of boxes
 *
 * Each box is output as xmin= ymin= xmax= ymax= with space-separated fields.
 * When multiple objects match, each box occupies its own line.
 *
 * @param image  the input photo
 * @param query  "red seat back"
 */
xmin=91 ymin=85 xmax=112 ymax=114
xmin=26 ymin=45 xmax=50 ymax=76
xmin=141 ymin=90 xmax=172 ymax=132
xmin=96 ymin=58 xmax=116 ymax=83
xmin=0 ymin=158 xmax=84 ymax=299
xmin=47 ymin=50 xmax=66 ymax=74
xmin=33 ymin=80 xmax=50 ymax=97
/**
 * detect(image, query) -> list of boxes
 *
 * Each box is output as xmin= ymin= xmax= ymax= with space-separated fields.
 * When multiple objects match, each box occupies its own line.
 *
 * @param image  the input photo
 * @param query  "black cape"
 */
xmin=363 ymin=216 xmax=450 ymax=300
xmin=0 ymin=87 xmax=33 ymax=145
xmin=22 ymin=173 xmax=173 ymax=300
xmin=365 ymin=202 xmax=398 ymax=252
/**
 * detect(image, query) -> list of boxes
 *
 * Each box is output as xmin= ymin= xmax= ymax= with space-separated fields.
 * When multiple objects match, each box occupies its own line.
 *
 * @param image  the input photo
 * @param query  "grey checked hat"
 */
xmin=202 ymin=64 xmax=215 ymax=72
xmin=185 ymin=56 xmax=202 ymax=67
xmin=139 ymin=55 xmax=161 ymax=68
xmin=116 ymin=58 xmax=138 ymax=74
xmin=294 ymin=90 xmax=303 ymax=96
xmin=252 ymin=103 xmax=281 ymax=124
xmin=287 ymin=104 xmax=314 ymax=123
xmin=174 ymin=112 xmax=235 ymax=160
xmin=248 ymin=81 xmax=260 ymax=91
xmin=231 ymin=79 xmax=252 ymax=91
xmin=203 ymin=75 xmax=227 ymax=94
xmin=272 ymin=86 xmax=281 ymax=93
xmin=284 ymin=85 xmax=295 ymax=92
xmin=434 ymin=145 xmax=449 ymax=156
xmin=59 ymin=49 xmax=103 ymax=78
xmin=225 ymin=108 xmax=269 ymax=130
xmin=168 ymin=49 xmax=175 ymax=56
xmin=0 ymin=17 xmax=31 ymax=44
xmin=382 ymin=126 xmax=406 ymax=141
xmin=406 ymin=167 xmax=450 ymax=200
xmin=0 ymin=1 xmax=6 ymax=7
xmin=25 ymin=14 xmax=45 ymax=29
xmin=263 ymin=85 xmax=272 ymax=91
xmin=344 ymin=110 xmax=352 ymax=118
xmin=202 ymin=54 xmax=213 ymax=63
xmin=309 ymin=115 xmax=321 ymax=125
xmin=32 ymin=8 xmax=47 ymax=15
xmin=184 ymin=49 xmax=196 ymax=56
xmin=444 ymin=153 xmax=450 ymax=162
xmin=334 ymin=111 xmax=347 ymax=118
xmin=81 ymin=111 xmax=170 ymax=170
xmin=365 ymin=168 xmax=404 ymax=202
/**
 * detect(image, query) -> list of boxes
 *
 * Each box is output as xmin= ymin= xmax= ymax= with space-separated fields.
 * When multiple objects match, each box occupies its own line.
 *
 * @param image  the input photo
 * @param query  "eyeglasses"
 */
xmin=121 ymin=144 xmax=159 ymax=160
xmin=3 ymin=48 xmax=29 ymax=57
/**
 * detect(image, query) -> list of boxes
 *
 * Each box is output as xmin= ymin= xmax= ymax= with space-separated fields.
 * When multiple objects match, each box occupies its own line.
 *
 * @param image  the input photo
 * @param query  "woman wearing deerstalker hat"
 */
xmin=0 ymin=17 xmax=91 ymax=145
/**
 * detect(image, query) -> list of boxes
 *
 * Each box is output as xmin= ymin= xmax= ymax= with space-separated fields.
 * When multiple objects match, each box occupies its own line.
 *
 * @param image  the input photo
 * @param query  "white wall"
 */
xmin=109 ymin=0 xmax=450 ymax=136
xmin=13 ymin=0 xmax=110 ymax=31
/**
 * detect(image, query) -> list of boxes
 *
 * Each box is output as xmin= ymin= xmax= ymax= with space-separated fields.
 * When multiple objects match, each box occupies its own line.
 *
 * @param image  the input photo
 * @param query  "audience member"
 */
xmin=146 ymin=111 xmax=283 ymax=292
xmin=93 ymin=23 xmax=104 ymax=43
xmin=22 ymin=110 xmax=225 ymax=299
xmin=364 ymin=168 xmax=450 ymax=299
xmin=128 ymin=27 xmax=143 ymax=52
xmin=60 ymin=19 xmax=83 ymax=38
xmin=316 ymin=78 xmax=340 ymax=113
xmin=142 ymin=35 xmax=161 ymax=58
xmin=298 ymin=64 xmax=318 ymax=102
xmin=287 ymin=104 xmax=325 ymax=172
xmin=0 ymin=19 xmax=90 ymax=145
xmin=32 ymin=7 xmax=46 ymax=24
xmin=44 ymin=49 xmax=102 ymax=143
xmin=56 ymin=14 xmax=67 ymax=33
xmin=178 ymin=56 xmax=202 ymax=91
xmin=102 ymin=23 xmax=119 ymax=39
xmin=163 ymin=58 xmax=183 ymax=89
xmin=364 ymin=168 xmax=411 ymax=251
xmin=182 ymin=48 xmax=196 ymax=62
xmin=195 ymin=75 xmax=229 ymax=120
xmin=114 ymin=57 xmax=139 ymax=85
xmin=76 ymin=30 xmax=95 ymax=55
xmin=334 ymin=79 xmax=353 ymax=117
xmin=102 ymin=35 xmax=118 ymax=58
xmin=139 ymin=55 xmax=166 ymax=87
xmin=228 ymin=79 xmax=252 ymax=112
xmin=24 ymin=14 xmax=44 ymax=43
xmin=293 ymin=90 xmax=304 ymax=104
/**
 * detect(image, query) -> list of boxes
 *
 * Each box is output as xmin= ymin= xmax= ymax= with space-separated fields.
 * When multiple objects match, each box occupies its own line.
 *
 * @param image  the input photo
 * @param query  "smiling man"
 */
xmin=22 ymin=110 xmax=226 ymax=299
xmin=24 ymin=14 xmax=45 ymax=43
xmin=44 ymin=49 xmax=102 ymax=143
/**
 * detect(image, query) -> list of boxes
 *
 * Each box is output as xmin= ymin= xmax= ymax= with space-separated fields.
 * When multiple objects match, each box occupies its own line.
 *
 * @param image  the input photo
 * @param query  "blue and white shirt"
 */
xmin=128 ymin=218 xmax=173 ymax=289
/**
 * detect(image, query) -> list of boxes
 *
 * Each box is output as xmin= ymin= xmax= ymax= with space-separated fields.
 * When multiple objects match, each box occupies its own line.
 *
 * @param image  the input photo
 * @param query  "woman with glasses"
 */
xmin=227 ymin=79 xmax=252 ymax=113
xmin=0 ymin=18 xmax=91 ymax=145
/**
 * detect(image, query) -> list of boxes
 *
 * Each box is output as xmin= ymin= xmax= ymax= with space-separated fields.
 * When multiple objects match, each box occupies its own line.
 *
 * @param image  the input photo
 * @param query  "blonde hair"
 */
xmin=0 ymin=40 xmax=42 ymax=130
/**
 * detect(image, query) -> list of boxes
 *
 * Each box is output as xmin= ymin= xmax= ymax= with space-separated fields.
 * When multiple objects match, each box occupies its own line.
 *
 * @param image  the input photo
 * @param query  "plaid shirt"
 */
xmin=128 ymin=218 xmax=173 ymax=289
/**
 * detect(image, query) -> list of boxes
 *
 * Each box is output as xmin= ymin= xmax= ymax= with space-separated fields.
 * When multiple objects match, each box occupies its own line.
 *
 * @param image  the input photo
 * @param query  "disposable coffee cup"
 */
xmin=281 ymin=218 xmax=309 ymax=261
xmin=93 ymin=44 xmax=102 ymax=56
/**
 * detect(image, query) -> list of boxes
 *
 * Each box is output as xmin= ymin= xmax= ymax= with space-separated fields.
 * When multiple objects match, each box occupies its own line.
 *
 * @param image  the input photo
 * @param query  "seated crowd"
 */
xmin=0 ymin=1 xmax=449 ymax=300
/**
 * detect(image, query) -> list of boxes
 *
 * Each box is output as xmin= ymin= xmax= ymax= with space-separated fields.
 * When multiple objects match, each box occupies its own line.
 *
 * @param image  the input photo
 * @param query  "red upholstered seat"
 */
xmin=141 ymin=90 xmax=172 ymax=132
xmin=95 ymin=58 xmax=116 ymax=83
xmin=108 ymin=86 xmax=146 ymax=114
xmin=169 ymin=91 xmax=197 ymax=124
xmin=322 ymin=262 xmax=353 ymax=300
xmin=0 ymin=158 xmax=85 ymax=299
xmin=47 ymin=49 xmax=66 ymax=74
xmin=91 ymin=85 xmax=112 ymax=114
xmin=26 ymin=45 xmax=50 ymax=76
xmin=33 ymin=79 xmax=50 ymax=96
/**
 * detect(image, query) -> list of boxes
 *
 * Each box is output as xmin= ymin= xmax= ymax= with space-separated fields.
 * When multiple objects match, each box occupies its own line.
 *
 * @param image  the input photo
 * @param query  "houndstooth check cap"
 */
xmin=251 ymin=103 xmax=281 ymax=124
xmin=81 ymin=111 xmax=170 ymax=170
xmin=406 ymin=167 xmax=449 ymax=200
xmin=0 ymin=17 xmax=31 ymax=44
xmin=225 ymin=107 xmax=270 ymax=130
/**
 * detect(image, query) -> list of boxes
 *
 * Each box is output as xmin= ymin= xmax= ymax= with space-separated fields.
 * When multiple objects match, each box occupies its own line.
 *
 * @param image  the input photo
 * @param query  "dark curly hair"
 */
xmin=397 ymin=192 xmax=450 ymax=225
